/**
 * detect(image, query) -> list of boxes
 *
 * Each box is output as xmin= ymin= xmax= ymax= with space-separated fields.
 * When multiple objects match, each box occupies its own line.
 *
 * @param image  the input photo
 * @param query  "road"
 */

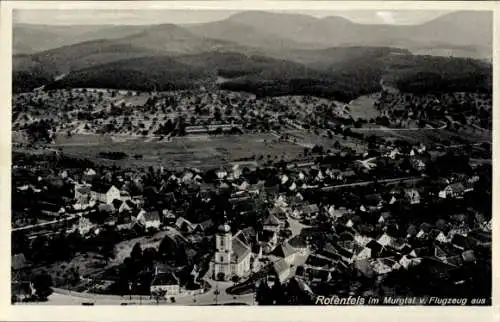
xmin=21 ymin=281 xmax=256 ymax=306
xmin=319 ymin=176 xmax=420 ymax=191
xmin=12 ymin=214 xmax=80 ymax=232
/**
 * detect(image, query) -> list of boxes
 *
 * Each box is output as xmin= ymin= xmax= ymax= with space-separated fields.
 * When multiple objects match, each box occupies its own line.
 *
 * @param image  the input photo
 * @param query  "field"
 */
xmin=283 ymin=129 xmax=367 ymax=153
xmin=352 ymin=127 xmax=490 ymax=146
xmin=344 ymin=94 xmax=381 ymax=120
xmin=51 ymin=133 xmax=304 ymax=169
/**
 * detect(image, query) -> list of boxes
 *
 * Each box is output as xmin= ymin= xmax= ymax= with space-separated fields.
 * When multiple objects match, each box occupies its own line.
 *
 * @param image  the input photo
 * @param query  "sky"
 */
xmin=13 ymin=9 xmax=452 ymax=26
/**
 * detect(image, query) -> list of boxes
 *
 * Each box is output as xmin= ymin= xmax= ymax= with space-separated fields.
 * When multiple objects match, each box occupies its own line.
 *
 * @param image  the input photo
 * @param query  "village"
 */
xmin=11 ymin=131 xmax=492 ymax=304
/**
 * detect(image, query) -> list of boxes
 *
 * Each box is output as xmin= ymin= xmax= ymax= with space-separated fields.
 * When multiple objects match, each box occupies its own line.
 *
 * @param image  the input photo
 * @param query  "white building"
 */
xmin=150 ymin=271 xmax=180 ymax=297
xmin=90 ymin=184 xmax=120 ymax=204
xmin=137 ymin=211 xmax=161 ymax=229
xmin=211 ymin=220 xmax=251 ymax=281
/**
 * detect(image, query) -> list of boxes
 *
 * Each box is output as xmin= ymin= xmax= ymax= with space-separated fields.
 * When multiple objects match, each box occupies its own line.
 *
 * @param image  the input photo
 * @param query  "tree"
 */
xmin=154 ymin=290 xmax=166 ymax=304
xmin=69 ymin=267 xmax=80 ymax=286
xmin=272 ymin=278 xmax=286 ymax=305
xmin=33 ymin=272 xmax=53 ymax=301
xmin=131 ymin=243 xmax=143 ymax=262
xmin=256 ymin=280 xmax=272 ymax=305
xmin=142 ymin=247 xmax=157 ymax=267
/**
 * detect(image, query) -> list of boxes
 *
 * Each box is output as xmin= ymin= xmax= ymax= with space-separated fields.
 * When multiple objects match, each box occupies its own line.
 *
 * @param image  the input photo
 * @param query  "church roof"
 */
xmin=234 ymin=230 xmax=252 ymax=245
xmin=231 ymin=236 xmax=251 ymax=263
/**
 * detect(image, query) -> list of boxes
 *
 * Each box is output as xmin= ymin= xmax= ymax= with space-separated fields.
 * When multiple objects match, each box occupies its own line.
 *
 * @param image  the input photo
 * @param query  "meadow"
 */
xmin=52 ymin=133 xmax=304 ymax=169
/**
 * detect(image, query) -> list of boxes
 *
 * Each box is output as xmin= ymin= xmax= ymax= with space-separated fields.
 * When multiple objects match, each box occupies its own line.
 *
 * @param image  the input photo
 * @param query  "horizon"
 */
xmin=13 ymin=9 xmax=453 ymax=26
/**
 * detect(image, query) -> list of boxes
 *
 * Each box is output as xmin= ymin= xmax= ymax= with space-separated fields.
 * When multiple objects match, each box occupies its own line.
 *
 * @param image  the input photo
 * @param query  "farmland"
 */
xmin=50 ymin=133 xmax=304 ymax=169
xmin=352 ymin=126 xmax=490 ymax=146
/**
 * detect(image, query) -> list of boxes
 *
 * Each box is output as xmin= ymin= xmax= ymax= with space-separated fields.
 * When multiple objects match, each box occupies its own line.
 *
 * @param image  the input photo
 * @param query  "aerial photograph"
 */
xmin=10 ymin=8 xmax=492 ymax=306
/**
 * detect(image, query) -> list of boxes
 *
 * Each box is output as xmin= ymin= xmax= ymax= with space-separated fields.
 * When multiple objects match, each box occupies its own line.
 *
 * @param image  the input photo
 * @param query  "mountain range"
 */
xmin=12 ymin=10 xmax=492 ymax=99
xmin=14 ymin=11 xmax=492 ymax=56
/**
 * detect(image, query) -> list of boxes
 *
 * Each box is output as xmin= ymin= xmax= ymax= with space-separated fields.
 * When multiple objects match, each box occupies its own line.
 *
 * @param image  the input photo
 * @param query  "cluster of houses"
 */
xmin=11 ymin=150 xmax=490 ymax=301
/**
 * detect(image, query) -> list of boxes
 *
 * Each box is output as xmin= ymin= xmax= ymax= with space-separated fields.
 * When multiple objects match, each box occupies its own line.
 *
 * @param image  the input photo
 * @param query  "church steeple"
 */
xmin=218 ymin=211 xmax=231 ymax=233
xmin=216 ymin=211 xmax=232 ymax=253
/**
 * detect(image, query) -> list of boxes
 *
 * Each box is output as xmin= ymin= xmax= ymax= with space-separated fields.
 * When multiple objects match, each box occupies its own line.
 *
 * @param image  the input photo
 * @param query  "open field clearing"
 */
xmin=49 ymin=133 xmax=304 ymax=169
xmin=345 ymin=94 xmax=381 ymax=120
xmin=283 ymin=129 xmax=367 ymax=153
xmin=352 ymin=127 xmax=490 ymax=145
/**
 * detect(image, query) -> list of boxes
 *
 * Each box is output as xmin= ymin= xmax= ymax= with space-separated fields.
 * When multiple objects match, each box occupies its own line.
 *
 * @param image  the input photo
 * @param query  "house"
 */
xmin=75 ymin=217 xmax=94 ymax=235
xmin=398 ymin=255 xmax=421 ymax=269
xmin=131 ymin=208 xmax=146 ymax=221
xmin=162 ymin=209 xmax=176 ymax=223
xmin=150 ymin=271 xmax=180 ymax=297
xmin=481 ymin=219 xmax=492 ymax=232
xmin=252 ymin=244 xmax=263 ymax=271
xmin=98 ymin=203 xmax=115 ymax=214
xmin=302 ymin=204 xmax=320 ymax=218
xmin=409 ymin=246 xmax=433 ymax=259
xmin=175 ymin=217 xmax=196 ymax=234
xmin=468 ymin=230 xmax=492 ymax=247
xmin=120 ymin=190 xmax=131 ymax=202
xmin=430 ymin=229 xmax=448 ymax=243
xmin=11 ymin=281 xmax=35 ymax=302
xmin=288 ymin=235 xmax=309 ymax=254
xmin=411 ymin=159 xmax=426 ymax=172
xmin=137 ymin=210 xmax=161 ymax=229
xmin=445 ymin=255 xmax=463 ymax=267
xmin=195 ymin=219 xmax=214 ymax=233
xmin=216 ymin=168 xmax=228 ymax=180
xmin=263 ymin=214 xmax=281 ymax=232
xmin=387 ymin=148 xmax=401 ymax=159
xmin=372 ymin=258 xmax=397 ymax=275
xmin=416 ymin=223 xmax=433 ymax=239
xmin=363 ymin=194 xmax=384 ymax=210
xmin=355 ymin=240 xmax=384 ymax=261
xmin=377 ymin=233 xmax=395 ymax=247
xmin=12 ymin=253 xmax=31 ymax=271
xmin=434 ymin=245 xmax=448 ymax=261
xmin=439 ymin=183 xmax=465 ymax=199
xmin=91 ymin=183 xmax=120 ymax=204
xmin=82 ymin=168 xmax=97 ymax=183
xmin=404 ymin=189 xmax=421 ymax=205
xmin=258 ymin=230 xmax=278 ymax=253
xmin=448 ymin=225 xmax=472 ymax=239
xmin=112 ymin=199 xmax=133 ymax=214
xmin=74 ymin=184 xmax=92 ymax=204
xmin=39 ymin=202 xmax=66 ymax=217
xmin=451 ymin=234 xmax=472 ymax=251
xmin=272 ymin=242 xmax=299 ymax=265
xmin=273 ymin=258 xmax=291 ymax=283
xmin=378 ymin=212 xmax=392 ymax=225
xmin=461 ymin=250 xmax=477 ymax=264
xmin=116 ymin=220 xmax=135 ymax=231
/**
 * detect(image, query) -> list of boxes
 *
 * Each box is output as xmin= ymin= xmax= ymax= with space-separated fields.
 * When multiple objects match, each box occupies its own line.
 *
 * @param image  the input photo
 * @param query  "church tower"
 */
xmin=214 ymin=213 xmax=232 ymax=280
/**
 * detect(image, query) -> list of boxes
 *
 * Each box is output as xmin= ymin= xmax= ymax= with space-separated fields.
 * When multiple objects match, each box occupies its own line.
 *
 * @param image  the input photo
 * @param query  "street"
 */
xmin=19 ymin=279 xmax=256 ymax=306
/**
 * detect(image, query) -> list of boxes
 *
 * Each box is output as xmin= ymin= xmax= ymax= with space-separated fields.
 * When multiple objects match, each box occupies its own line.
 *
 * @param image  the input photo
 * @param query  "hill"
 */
xmin=44 ymin=55 xmax=210 ymax=92
xmin=13 ymin=23 xmax=149 ymax=55
xmin=40 ymin=49 xmax=491 ymax=103
xmin=14 ymin=11 xmax=491 ymax=59
xmin=185 ymin=16 xmax=326 ymax=50
xmin=220 ymin=11 xmax=492 ymax=59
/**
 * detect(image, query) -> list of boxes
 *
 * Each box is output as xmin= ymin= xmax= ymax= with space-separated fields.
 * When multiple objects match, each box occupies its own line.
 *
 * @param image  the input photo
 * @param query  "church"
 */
xmin=211 ymin=219 xmax=252 ymax=281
